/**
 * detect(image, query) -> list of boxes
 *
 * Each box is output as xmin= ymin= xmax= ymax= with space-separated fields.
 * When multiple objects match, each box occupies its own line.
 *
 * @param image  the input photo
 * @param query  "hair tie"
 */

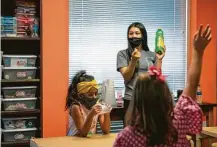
xmin=148 ymin=66 xmax=166 ymax=82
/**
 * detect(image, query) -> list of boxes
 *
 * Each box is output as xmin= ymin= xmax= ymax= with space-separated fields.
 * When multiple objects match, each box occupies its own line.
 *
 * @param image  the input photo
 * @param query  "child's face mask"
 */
xmin=79 ymin=95 xmax=99 ymax=110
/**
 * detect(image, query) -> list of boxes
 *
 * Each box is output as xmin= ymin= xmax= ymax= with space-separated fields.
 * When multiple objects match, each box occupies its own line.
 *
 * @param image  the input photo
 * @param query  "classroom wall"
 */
xmin=41 ymin=0 xmax=217 ymax=137
xmin=189 ymin=0 xmax=217 ymax=125
xmin=41 ymin=0 xmax=69 ymax=137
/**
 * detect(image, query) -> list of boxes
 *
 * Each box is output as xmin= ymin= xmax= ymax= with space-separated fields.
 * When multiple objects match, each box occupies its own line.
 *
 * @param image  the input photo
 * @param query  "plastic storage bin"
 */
xmin=1 ymin=25 xmax=17 ymax=31
xmin=1 ymin=17 xmax=17 ymax=25
xmin=1 ymin=17 xmax=17 ymax=37
xmin=1 ymin=66 xmax=2 ymax=80
xmin=2 ymin=86 xmax=37 ymax=98
xmin=2 ymin=98 xmax=37 ymax=111
xmin=2 ymin=67 xmax=37 ymax=80
xmin=2 ymin=117 xmax=37 ymax=130
xmin=1 ymin=52 xmax=3 ymax=79
xmin=1 ymin=30 xmax=17 ymax=37
xmin=2 ymin=55 xmax=37 ymax=67
xmin=2 ymin=128 xmax=37 ymax=141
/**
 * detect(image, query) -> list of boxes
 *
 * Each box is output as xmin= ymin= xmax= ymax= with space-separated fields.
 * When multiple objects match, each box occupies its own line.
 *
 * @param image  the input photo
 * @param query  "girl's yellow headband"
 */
xmin=77 ymin=80 xmax=99 ymax=94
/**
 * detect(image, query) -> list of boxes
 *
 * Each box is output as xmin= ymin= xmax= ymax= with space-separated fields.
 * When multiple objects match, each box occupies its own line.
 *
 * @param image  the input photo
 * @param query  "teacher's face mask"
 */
xmin=128 ymin=37 xmax=142 ymax=48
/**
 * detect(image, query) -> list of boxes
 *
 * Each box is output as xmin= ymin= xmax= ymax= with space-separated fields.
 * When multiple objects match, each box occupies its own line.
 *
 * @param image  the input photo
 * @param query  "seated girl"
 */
xmin=113 ymin=24 xmax=212 ymax=146
xmin=66 ymin=70 xmax=112 ymax=137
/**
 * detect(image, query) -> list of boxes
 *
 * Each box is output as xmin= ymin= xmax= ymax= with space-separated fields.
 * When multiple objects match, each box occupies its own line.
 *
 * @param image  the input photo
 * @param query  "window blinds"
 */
xmin=69 ymin=0 xmax=187 ymax=95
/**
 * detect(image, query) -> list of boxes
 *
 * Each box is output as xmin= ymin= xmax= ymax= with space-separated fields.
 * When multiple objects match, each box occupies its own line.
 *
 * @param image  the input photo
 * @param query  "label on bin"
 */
xmin=11 ymin=58 xmax=27 ymax=67
xmin=15 ymin=103 xmax=27 ymax=109
xmin=17 ymin=72 xmax=27 ymax=78
xmin=15 ymin=91 xmax=25 ymax=97
xmin=17 ymin=60 xmax=27 ymax=66
xmin=14 ymin=133 xmax=25 ymax=140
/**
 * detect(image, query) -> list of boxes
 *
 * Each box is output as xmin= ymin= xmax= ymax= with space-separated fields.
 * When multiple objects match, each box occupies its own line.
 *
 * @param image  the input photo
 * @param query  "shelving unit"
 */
xmin=1 ymin=110 xmax=41 ymax=117
xmin=1 ymin=37 xmax=40 ymax=40
xmin=1 ymin=79 xmax=40 ymax=83
xmin=1 ymin=0 xmax=42 ymax=146
xmin=1 ymin=140 xmax=30 ymax=147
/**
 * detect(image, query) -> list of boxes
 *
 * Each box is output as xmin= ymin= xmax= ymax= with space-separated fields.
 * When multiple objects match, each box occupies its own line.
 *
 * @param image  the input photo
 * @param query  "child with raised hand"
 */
xmin=113 ymin=24 xmax=212 ymax=147
xmin=66 ymin=70 xmax=112 ymax=137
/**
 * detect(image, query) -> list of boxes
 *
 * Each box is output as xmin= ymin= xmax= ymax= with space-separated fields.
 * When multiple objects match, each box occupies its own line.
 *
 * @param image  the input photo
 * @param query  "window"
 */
xmin=69 ymin=0 xmax=187 ymax=96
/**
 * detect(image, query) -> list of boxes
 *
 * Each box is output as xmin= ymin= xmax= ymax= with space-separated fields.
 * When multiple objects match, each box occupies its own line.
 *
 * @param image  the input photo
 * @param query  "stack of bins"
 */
xmin=2 ymin=55 xmax=37 ymax=81
xmin=1 ymin=54 xmax=37 ymax=142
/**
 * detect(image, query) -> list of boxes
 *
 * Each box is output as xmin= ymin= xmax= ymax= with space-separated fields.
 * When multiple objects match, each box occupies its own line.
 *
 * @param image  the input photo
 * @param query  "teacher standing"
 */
xmin=116 ymin=22 xmax=165 ymax=126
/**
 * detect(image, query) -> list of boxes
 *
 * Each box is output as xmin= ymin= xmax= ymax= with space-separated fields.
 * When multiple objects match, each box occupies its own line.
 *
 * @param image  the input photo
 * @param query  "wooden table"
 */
xmin=30 ymin=134 xmax=117 ymax=147
xmin=198 ymin=103 xmax=217 ymax=126
xmin=202 ymin=127 xmax=217 ymax=138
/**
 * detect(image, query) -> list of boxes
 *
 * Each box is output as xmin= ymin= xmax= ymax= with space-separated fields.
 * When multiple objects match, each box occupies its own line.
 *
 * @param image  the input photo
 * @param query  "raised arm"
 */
xmin=183 ymin=24 xmax=212 ymax=99
xmin=156 ymin=45 xmax=166 ymax=69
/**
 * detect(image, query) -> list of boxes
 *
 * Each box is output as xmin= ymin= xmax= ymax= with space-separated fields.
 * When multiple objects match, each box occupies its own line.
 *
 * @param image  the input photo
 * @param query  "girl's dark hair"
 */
xmin=65 ymin=70 xmax=95 ymax=110
xmin=125 ymin=74 xmax=178 ymax=146
xmin=126 ymin=22 xmax=150 ymax=76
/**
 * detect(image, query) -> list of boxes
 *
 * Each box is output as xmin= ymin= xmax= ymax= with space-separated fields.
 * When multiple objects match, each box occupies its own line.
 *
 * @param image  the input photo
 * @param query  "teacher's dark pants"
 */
xmin=123 ymin=99 xmax=130 ymax=128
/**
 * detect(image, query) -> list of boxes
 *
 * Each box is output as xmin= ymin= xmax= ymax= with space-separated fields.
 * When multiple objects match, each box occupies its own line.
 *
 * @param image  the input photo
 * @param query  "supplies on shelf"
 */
xmin=1 ymin=54 xmax=37 ymax=80
xmin=2 ymin=97 xmax=37 ymax=111
xmin=1 ymin=0 xmax=39 ymax=38
xmin=2 ymin=67 xmax=37 ymax=80
xmin=1 ymin=118 xmax=37 ymax=142
xmin=2 ymin=55 xmax=37 ymax=67
xmin=2 ymin=86 xmax=37 ymax=98
xmin=1 ymin=0 xmax=41 ymax=143
xmin=16 ymin=15 xmax=39 ymax=37
xmin=2 ymin=117 xmax=37 ymax=130
xmin=1 ymin=17 xmax=17 ymax=37
xmin=15 ymin=0 xmax=39 ymax=38
xmin=1 ymin=51 xmax=3 ymax=79
xmin=1 ymin=128 xmax=37 ymax=141
xmin=1 ymin=53 xmax=38 ymax=111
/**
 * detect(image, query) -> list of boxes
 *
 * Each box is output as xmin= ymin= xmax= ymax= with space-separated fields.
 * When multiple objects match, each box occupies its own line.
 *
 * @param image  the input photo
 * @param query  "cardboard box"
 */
xmin=30 ymin=133 xmax=117 ymax=147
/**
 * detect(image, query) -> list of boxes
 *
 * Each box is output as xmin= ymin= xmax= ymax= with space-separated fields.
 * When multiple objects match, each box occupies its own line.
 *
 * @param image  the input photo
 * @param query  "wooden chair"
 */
xmin=186 ymin=135 xmax=194 ymax=147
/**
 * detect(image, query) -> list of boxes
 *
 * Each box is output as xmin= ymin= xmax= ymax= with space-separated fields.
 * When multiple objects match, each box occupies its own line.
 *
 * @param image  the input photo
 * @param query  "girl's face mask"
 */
xmin=79 ymin=95 xmax=99 ymax=110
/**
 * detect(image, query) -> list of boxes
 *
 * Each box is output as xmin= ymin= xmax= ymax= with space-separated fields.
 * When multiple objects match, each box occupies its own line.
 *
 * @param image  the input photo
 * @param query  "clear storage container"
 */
xmin=2 ymin=98 xmax=37 ymax=111
xmin=2 ymin=67 xmax=37 ymax=80
xmin=2 ymin=86 xmax=37 ymax=98
xmin=2 ymin=117 xmax=37 ymax=130
xmin=2 ymin=128 xmax=37 ymax=141
xmin=2 ymin=55 xmax=37 ymax=67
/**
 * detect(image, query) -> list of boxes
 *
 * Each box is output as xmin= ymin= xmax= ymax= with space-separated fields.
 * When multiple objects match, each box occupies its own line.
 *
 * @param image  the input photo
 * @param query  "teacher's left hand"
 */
xmin=156 ymin=45 xmax=166 ymax=60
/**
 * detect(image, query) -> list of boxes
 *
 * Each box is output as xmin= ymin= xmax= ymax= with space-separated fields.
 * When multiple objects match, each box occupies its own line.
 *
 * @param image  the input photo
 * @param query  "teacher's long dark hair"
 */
xmin=126 ymin=22 xmax=150 ymax=75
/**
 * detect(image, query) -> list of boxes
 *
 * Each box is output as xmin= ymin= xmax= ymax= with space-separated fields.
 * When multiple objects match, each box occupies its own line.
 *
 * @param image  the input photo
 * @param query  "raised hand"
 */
xmin=194 ymin=24 xmax=212 ymax=55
